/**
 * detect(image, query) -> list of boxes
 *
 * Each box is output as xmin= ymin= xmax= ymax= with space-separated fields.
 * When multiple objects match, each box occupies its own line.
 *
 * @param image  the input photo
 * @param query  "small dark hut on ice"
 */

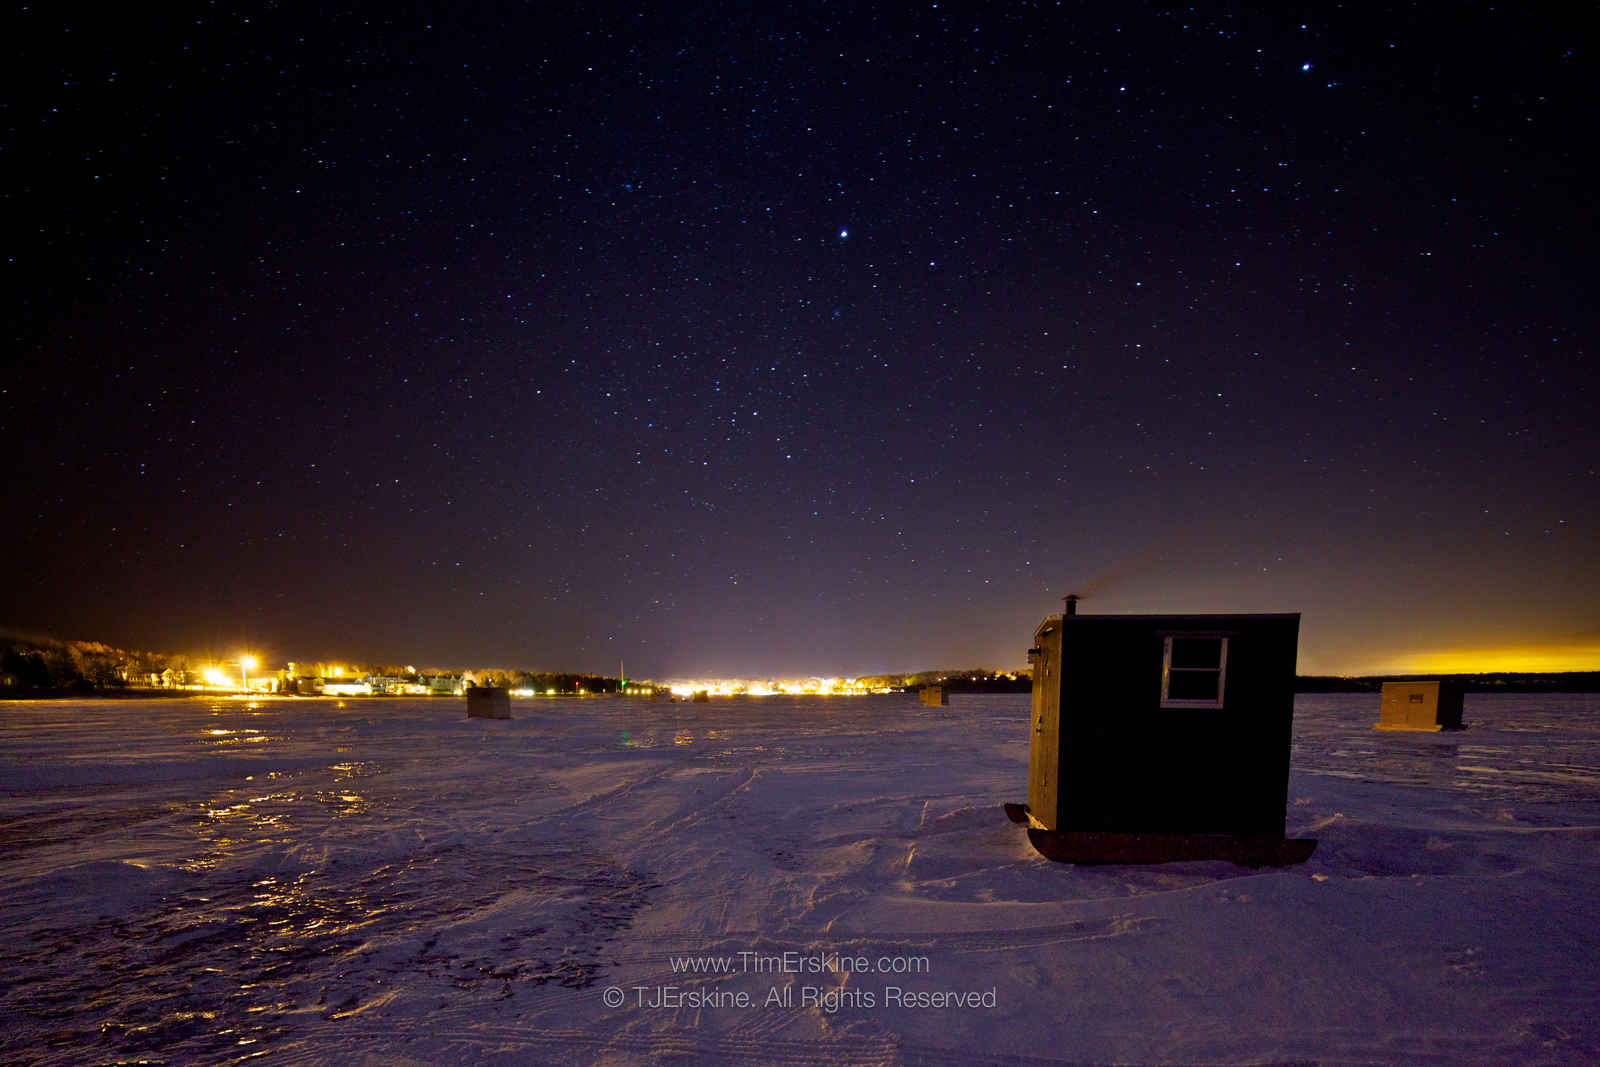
xmin=1006 ymin=597 xmax=1315 ymax=866
xmin=466 ymin=685 xmax=512 ymax=719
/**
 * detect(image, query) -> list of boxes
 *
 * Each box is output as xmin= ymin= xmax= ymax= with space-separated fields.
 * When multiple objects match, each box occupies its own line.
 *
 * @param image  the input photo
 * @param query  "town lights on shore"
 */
xmin=241 ymin=654 xmax=258 ymax=690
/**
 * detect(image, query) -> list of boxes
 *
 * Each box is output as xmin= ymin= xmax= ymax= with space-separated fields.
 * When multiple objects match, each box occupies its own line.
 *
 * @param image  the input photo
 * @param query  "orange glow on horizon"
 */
xmin=1372 ymin=643 xmax=1600 ymax=675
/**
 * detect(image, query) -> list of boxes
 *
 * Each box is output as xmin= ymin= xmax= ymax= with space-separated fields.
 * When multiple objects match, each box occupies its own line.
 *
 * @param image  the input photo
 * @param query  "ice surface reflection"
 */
xmin=0 ymin=693 xmax=1595 ymax=1063
xmin=199 ymin=727 xmax=273 ymax=746
xmin=0 ymin=698 xmax=663 ymax=1063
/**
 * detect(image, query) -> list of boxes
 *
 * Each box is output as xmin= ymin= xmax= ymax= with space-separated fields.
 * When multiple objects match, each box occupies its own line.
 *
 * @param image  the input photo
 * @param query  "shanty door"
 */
xmin=1026 ymin=621 xmax=1061 ymax=829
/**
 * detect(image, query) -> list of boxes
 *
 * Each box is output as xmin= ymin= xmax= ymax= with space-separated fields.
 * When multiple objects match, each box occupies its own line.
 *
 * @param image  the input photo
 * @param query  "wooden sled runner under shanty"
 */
xmin=1009 ymin=595 xmax=1316 ymax=868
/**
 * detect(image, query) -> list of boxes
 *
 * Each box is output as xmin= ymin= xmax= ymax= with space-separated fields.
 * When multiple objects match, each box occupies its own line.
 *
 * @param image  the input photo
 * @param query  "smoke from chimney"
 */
xmin=1069 ymin=542 xmax=1171 ymax=601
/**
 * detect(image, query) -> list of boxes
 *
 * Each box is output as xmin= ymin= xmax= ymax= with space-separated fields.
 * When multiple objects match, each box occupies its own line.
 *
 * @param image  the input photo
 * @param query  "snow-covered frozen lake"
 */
xmin=3 ymin=692 xmax=1597 ymax=1064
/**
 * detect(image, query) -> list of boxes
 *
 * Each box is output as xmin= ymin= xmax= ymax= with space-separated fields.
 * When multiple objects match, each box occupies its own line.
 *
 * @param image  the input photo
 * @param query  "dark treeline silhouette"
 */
xmin=856 ymin=669 xmax=1032 ymax=694
xmin=469 ymin=669 xmax=627 ymax=694
xmin=1297 ymin=673 xmax=1600 ymax=694
xmin=0 ymin=634 xmax=167 ymax=694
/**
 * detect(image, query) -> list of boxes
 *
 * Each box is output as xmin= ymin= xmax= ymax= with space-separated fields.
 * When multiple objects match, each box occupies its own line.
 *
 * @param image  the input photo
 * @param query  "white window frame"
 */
xmin=1160 ymin=634 xmax=1229 ymax=708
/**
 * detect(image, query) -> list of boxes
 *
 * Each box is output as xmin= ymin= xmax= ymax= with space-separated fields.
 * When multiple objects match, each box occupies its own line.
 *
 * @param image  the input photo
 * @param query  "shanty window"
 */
xmin=1160 ymin=635 xmax=1228 ymax=708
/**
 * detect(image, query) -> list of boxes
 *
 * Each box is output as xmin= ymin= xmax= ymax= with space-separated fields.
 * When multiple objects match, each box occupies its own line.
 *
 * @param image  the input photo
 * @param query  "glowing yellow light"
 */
xmin=202 ymin=667 xmax=230 ymax=687
xmin=1388 ymin=643 xmax=1600 ymax=675
xmin=240 ymin=655 xmax=258 ymax=670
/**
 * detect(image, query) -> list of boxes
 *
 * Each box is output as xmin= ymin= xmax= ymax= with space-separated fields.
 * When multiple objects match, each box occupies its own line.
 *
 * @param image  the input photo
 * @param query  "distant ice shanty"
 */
xmin=919 ymin=685 xmax=948 ymax=706
xmin=1006 ymin=598 xmax=1315 ymax=866
xmin=1375 ymin=680 xmax=1465 ymax=732
xmin=466 ymin=685 xmax=512 ymax=719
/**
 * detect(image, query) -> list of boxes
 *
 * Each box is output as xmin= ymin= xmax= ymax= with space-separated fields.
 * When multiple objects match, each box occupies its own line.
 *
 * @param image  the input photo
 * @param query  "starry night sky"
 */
xmin=8 ymin=3 xmax=1595 ymax=678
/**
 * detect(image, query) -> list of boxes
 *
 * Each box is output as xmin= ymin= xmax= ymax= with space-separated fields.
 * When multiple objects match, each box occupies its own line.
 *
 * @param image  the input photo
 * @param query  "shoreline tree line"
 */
xmin=4 ymin=633 xmax=1594 ymax=697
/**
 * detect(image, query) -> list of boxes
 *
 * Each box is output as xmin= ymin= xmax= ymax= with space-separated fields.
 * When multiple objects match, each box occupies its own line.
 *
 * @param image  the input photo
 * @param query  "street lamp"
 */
xmin=240 ymin=654 xmax=258 ymax=691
